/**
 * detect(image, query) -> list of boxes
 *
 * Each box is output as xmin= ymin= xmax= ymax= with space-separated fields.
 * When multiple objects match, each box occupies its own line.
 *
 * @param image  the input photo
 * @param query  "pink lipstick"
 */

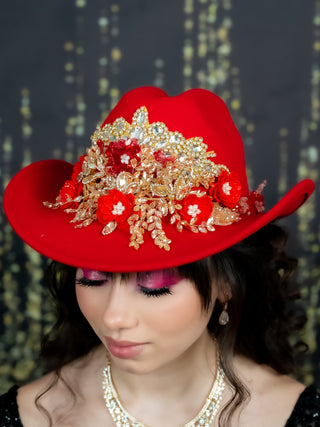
xmin=105 ymin=337 xmax=147 ymax=359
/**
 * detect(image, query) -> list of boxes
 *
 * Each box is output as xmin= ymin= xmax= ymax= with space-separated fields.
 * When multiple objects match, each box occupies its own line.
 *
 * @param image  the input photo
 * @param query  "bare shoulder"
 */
xmin=17 ymin=372 xmax=57 ymax=427
xmin=17 ymin=345 xmax=105 ymax=427
xmin=234 ymin=355 xmax=305 ymax=427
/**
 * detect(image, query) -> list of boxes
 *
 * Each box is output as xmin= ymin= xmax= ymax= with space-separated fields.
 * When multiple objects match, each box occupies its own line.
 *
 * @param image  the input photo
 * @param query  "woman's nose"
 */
xmin=102 ymin=283 xmax=138 ymax=331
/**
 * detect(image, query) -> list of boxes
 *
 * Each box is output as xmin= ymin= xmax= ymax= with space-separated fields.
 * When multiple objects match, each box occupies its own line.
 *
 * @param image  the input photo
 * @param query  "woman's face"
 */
xmin=75 ymin=268 xmax=216 ymax=374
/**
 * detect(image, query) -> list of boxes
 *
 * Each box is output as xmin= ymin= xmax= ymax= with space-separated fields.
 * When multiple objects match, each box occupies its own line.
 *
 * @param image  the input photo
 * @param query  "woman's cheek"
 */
xmin=152 ymin=288 xmax=204 ymax=329
xmin=75 ymin=285 xmax=94 ymax=319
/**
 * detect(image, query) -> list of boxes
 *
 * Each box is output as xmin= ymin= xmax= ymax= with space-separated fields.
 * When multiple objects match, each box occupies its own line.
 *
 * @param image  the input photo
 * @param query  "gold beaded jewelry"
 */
xmin=102 ymin=355 xmax=225 ymax=427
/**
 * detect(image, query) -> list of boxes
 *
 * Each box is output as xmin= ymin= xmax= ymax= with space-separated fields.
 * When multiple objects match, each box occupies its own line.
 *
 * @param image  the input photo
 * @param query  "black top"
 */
xmin=0 ymin=387 xmax=22 ymax=427
xmin=0 ymin=384 xmax=320 ymax=426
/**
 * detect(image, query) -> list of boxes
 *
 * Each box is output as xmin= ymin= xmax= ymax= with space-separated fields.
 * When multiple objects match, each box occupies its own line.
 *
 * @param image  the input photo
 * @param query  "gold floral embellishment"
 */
xmin=44 ymin=106 xmax=265 ymax=250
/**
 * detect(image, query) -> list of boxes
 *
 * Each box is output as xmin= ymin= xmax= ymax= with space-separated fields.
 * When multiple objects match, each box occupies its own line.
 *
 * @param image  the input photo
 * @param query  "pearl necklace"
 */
xmin=102 ymin=358 xmax=225 ymax=427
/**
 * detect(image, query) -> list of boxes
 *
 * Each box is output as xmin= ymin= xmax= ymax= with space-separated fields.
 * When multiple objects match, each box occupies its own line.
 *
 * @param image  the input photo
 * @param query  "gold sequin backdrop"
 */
xmin=0 ymin=0 xmax=319 ymax=392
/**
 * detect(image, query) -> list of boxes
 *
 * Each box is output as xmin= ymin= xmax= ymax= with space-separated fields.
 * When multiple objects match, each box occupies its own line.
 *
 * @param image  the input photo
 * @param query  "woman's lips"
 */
xmin=105 ymin=337 xmax=147 ymax=359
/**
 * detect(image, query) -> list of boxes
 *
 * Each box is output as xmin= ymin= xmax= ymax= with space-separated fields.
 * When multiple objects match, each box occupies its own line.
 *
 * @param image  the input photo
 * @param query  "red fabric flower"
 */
xmin=97 ymin=189 xmax=134 ymax=224
xmin=180 ymin=194 xmax=213 ymax=224
xmin=105 ymin=138 xmax=141 ymax=175
xmin=238 ymin=191 xmax=265 ymax=215
xmin=58 ymin=180 xmax=83 ymax=208
xmin=211 ymin=171 xmax=241 ymax=209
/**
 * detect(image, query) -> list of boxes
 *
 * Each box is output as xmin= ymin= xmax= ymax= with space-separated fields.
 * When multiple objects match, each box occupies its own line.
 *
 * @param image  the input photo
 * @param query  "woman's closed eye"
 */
xmin=75 ymin=268 xmax=181 ymax=296
xmin=76 ymin=277 xmax=172 ymax=297
xmin=136 ymin=270 xmax=181 ymax=298
xmin=76 ymin=276 xmax=107 ymax=287
xmin=138 ymin=285 xmax=173 ymax=298
xmin=76 ymin=268 xmax=110 ymax=287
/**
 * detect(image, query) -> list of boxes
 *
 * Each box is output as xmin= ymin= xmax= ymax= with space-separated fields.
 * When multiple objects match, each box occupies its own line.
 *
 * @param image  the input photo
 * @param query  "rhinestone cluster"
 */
xmin=95 ymin=107 xmax=213 ymax=161
xmin=102 ymin=357 xmax=225 ymax=427
xmin=45 ymin=106 xmax=264 ymax=250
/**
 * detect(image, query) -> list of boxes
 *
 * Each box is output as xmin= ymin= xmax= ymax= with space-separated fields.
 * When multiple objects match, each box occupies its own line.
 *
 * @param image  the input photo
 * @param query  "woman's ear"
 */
xmin=217 ymin=281 xmax=232 ymax=304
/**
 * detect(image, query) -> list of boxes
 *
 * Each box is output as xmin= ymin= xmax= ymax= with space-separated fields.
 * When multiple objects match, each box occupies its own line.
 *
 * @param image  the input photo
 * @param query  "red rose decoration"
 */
xmin=58 ymin=180 xmax=83 ymax=208
xmin=212 ymin=171 xmax=241 ymax=209
xmin=180 ymin=194 xmax=213 ymax=224
xmin=105 ymin=138 xmax=141 ymax=175
xmin=97 ymin=189 xmax=134 ymax=224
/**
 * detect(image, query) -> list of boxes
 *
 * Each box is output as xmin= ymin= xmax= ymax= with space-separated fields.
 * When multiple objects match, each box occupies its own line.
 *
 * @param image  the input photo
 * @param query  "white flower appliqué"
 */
xmin=112 ymin=202 xmax=126 ymax=215
xmin=187 ymin=204 xmax=201 ymax=217
xmin=120 ymin=154 xmax=130 ymax=164
xmin=222 ymin=182 xmax=232 ymax=195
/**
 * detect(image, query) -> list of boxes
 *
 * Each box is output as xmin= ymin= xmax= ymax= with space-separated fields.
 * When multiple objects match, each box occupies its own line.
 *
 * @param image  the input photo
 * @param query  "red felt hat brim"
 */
xmin=3 ymin=159 xmax=315 ymax=272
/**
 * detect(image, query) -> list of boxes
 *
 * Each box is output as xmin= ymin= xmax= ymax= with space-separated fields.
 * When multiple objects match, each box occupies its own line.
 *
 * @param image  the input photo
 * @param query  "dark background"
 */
xmin=0 ymin=0 xmax=319 ymax=392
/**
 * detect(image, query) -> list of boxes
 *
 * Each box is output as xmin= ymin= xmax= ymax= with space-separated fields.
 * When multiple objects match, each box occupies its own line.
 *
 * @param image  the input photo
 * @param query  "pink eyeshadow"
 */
xmin=82 ymin=268 xmax=107 ymax=281
xmin=80 ymin=268 xmax=182 ymax=289
xmin=140 ymin=271 xmax=182 ymax=289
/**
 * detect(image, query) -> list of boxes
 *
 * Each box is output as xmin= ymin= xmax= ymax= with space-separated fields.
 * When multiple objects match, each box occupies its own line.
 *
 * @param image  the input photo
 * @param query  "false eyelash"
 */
xmin=76 ymin=277 xmax=173 ymax=298
xmin=75 ymin=277 xmax=106 ymax=287
xmin=138 ymin=285 xmax=172 ymax=298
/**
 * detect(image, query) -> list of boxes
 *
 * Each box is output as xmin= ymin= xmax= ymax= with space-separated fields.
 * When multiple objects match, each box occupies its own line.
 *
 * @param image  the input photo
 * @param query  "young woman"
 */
xmin=1 ymin=87 xmax=319 ymax=426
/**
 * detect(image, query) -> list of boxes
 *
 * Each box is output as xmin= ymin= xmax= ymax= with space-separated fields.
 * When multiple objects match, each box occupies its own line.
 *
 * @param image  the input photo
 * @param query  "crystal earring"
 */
xmin=218 ymin=301 xmax=229 ymax=326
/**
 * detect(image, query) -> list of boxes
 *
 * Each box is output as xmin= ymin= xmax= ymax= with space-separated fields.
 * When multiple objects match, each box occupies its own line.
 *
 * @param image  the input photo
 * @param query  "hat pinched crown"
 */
xmin=45 ymin=104 xmax=265 ymax=251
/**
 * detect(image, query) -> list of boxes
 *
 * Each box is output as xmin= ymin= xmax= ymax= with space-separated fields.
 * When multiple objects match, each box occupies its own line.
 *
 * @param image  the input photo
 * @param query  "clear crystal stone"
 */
xmin=192 ymin=145 xmax=202 ymax=152
xmin=152 ymin=124 xmax=163 ymax=135
xmin=219 ymin=310 xmax=229 ymax=325
xmin=136 ymin=111 xmax=146 ymax=124
xmin=170 ymin=134 xmax=181 ymax=143
xmin=155 ymin=139 xmax=167 ymax=148
xmin=131 ymin=127 xmax=144 ymax=140
xmin=141 ymin=136 xmax=151 ymax=145
xmin=116 ymin=122 xmax=124 ymax=132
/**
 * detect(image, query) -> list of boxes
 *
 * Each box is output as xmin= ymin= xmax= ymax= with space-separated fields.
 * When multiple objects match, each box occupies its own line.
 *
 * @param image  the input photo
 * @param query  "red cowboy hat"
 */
xmin=3 ymin=87 xmax=315 ymax=272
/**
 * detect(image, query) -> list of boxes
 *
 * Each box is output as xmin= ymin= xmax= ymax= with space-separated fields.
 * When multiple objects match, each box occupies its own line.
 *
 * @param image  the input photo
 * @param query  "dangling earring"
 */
xmin=219 ymin=301 xmax=229 ymax=325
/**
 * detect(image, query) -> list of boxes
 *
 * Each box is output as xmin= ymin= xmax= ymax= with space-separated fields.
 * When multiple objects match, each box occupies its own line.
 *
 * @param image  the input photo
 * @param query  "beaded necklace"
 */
xmin=102 ymin=357 xmax=225 ymax=427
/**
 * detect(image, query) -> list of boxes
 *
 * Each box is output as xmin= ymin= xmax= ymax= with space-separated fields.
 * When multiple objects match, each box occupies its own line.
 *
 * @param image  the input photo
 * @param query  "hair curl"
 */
xmin=38 ymin=223 xmax=307 ymax=426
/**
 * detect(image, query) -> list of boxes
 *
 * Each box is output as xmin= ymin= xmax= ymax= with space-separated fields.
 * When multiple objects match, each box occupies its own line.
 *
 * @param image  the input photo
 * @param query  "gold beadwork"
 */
xmin=45 ymin=106 xmax=248 ymax=250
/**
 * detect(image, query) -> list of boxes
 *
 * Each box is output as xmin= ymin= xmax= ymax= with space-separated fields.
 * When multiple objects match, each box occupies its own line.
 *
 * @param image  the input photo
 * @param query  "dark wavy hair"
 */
xmin=38 ymin=223 xmax=307 ymax=426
